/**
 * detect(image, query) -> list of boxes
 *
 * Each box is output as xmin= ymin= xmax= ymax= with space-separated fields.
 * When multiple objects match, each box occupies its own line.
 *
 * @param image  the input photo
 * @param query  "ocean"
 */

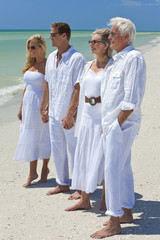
xmin=0 ymin=30 xmax=160 ymax=105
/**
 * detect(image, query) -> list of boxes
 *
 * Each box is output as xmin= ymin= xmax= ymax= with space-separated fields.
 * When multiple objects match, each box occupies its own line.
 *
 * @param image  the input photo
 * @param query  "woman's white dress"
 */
xmin=71 ymin=62 xmax=104 ymax=194
xmin=14 ymin=71 xmax=51 ymax=162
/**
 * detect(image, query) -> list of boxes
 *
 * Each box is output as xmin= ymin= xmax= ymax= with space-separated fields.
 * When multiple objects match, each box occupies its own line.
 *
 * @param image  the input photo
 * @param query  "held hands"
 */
xmin=62 ymin=114 xmax=75 ymax=130
xmin=41 ymin=110 xmax=49 ymax=123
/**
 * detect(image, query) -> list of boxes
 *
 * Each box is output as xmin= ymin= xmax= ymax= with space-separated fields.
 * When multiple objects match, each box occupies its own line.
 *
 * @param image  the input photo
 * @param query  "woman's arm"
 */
xmin=17 ymin=86 xmax=26 ymax=121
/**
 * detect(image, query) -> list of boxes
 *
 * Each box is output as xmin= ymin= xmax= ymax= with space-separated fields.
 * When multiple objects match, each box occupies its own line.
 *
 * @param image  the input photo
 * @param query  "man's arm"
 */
xmin=117 ymin=109 xmax=133 ymax=127
xmin=40 ymin=81 xmax=49 ymax=123
xmin=62 ymin=83 xmax=80 ymax=129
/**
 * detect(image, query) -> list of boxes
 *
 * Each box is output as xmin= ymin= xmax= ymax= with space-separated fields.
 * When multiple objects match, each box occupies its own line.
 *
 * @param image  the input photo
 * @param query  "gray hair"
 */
xmin=92 ymin=28 xmax=113 ymax=59
xmin=108 ymin=17 xmax=136 ymax=45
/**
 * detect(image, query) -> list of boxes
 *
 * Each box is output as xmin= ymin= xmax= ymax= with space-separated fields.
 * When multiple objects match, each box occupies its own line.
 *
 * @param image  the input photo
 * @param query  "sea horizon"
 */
xmin=0 ymin=29 xmax=160 ymax=32
xmin=0 ymin=30 xmax=160 ymax=106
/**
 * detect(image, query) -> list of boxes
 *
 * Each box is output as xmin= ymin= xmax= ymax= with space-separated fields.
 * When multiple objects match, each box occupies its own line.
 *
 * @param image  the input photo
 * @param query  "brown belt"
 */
xmin=85 ymin=96 xmax=101 ymax=106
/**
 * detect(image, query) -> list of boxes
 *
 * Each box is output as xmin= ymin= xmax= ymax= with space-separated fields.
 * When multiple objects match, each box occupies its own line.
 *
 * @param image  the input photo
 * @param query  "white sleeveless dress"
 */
xmin=14 ymin=71 xmax=51 ymax=162
xmin=71 ymin=67 xmax=104 ymax=193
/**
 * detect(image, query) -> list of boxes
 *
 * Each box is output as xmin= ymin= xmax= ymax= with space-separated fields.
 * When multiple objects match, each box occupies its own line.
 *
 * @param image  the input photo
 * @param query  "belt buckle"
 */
xmin=88 ymin=97 xmax=96 ymax=106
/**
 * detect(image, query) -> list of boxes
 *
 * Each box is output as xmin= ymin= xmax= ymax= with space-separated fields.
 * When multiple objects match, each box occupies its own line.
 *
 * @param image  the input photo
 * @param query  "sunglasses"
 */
xmin=50 ymin=32 xmax=59 ymax=37
xmin=28 ymin=46 xmax=36 ymax=50
xmin=88 ymin=40 xmax=105 ymax=45
xmin=110 ymin=31 xmax=117 ymax=36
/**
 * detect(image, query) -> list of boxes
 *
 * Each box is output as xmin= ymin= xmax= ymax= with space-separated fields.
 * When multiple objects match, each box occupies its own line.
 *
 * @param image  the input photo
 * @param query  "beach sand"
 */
xmin=0 ymin=44 xmax=160 ymax=240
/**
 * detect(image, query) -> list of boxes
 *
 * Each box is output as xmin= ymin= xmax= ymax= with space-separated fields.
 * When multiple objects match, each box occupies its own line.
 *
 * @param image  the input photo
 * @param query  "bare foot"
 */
xmin=38 ymin=168 xmax=50 ymax=183
xmin=103 ymin=219 xmax=111 ymax=227
xmin=99 ymin=199 xmax=107 ymax=211
xmin=68 ymin=191 xmax=81 ymax=200
xmin=46 ymin=185 xmax=70 ymax=195
xmin=91 ymin=219 xmax=121 ymax=238
xmin=23 ymin=173 xmax=38 ymax=187
xmin=90 ymin=225 xmax=121 ymax=238
xmin=65 ymin=200 xmax=91 ymax=211
xmin=119 ymin=209 xmax=133 ymax=224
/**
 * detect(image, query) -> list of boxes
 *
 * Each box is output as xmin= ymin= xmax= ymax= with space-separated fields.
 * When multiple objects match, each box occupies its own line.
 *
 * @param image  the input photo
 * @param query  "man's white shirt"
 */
xmin=101 ymin=45 xmax=146 ymax=136
xmin=45 ymin=45 xmax=86 ymax=120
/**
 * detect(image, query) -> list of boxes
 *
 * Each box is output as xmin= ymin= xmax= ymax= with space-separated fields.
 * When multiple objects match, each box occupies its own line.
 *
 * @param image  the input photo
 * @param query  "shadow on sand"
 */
xmin=26 ymin=179 xmax=160 ymax=236
xmin=91 ymin=191 xmax=160 ymax=236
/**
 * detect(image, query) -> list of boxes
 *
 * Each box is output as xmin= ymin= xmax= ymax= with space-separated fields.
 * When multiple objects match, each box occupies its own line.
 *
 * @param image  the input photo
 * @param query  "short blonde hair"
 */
xmin=23 ymin=34 xmax=47 ymax=74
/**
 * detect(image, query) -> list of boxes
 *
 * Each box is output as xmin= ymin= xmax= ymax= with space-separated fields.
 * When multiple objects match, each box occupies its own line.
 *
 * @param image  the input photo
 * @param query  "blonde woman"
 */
xmin=14 ymin=35 xmax=51 ymax=187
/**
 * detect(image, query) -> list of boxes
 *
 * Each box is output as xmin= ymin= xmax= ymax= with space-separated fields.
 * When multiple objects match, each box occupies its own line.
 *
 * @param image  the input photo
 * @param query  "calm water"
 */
xmin=0 ymin=30 xmax=160 ymax=105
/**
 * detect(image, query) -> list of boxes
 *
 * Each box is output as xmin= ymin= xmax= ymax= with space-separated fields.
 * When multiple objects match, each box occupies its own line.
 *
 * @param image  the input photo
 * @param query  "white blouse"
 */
xmin=83 ymin=68 xmax=104 ymax=98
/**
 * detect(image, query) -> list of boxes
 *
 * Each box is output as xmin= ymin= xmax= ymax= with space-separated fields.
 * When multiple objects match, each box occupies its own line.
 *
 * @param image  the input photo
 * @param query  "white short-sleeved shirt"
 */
xmin=101 ymin=45 xmax=146 ymax=136
xmin=45 ymin=45 xmax=86 ymax=120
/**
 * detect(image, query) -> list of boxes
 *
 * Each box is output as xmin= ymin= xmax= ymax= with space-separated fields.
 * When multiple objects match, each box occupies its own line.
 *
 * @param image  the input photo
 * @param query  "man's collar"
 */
xmin=61 ymin=45 xmax=73 ymax=58
xmin=113 ymin=45 xmax=134 ymax=61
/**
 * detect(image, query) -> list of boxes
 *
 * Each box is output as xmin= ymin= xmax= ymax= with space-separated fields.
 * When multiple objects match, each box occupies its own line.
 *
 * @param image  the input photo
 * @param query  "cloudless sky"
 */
xmin=0 ymin=0 xmax=160 ymax=31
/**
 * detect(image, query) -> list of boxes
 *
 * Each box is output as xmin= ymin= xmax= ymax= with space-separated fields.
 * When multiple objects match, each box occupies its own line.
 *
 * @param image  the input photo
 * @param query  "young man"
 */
xmin=40 ymin=22 xmax=85 ymax=196
xmin=91 ymin=17 xmax=146 ymax=238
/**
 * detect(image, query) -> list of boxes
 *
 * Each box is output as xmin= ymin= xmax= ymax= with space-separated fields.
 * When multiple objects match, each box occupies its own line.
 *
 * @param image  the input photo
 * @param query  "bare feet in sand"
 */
xmin=38 ymin=168 xmax=50 ymax=183
xmin=65 ymin=191 xmax=91 ymax=211
xmin=23 ymin=173 xmax=38 ymax=187
xmin=68 ymin=191 xmax=81 ymax=200
xmin=46 ymin=185 xmax=70 ymax=195
xmin=91 ymin=217 xmax=121 ymax=239
xmin=65 ymin=199 xmax=91 ymax=211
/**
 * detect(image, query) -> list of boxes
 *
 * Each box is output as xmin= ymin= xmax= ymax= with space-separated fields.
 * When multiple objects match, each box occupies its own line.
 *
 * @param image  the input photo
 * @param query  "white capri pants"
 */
xmin=49 ymin=116 xmax=77 ymax=186
xmin=104 ymin=119 xmax=137 ymax=217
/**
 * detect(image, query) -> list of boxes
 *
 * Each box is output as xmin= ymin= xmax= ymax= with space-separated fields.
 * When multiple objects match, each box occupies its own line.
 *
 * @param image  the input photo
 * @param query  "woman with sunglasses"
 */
xmin=14 ymin=34 xmax=51 ymax=187
xmin=65 ymin=28 xmax=113 ymax=211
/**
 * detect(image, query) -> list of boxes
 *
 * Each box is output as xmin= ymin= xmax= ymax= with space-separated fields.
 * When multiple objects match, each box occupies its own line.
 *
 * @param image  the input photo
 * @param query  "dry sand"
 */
xmin=0 ymin=44 xmax=160 ymax=240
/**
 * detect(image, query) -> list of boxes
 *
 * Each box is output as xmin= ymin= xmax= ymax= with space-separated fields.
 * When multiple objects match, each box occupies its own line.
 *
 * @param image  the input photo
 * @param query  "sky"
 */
xmin=0 ymin=0 xmax=160 ymax=31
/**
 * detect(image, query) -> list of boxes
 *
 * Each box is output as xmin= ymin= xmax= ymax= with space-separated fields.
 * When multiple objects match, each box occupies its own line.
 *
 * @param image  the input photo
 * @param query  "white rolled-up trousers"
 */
xmin=104 ymin=119 xmax=137 ymax=217
xmin=49 ymin=116 xmax=77 ymax=186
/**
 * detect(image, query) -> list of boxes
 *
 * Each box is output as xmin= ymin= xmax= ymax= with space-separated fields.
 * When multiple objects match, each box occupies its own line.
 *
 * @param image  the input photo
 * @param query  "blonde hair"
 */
xmin=92 ymin=28 xmax=113 ymax=59
xmin=23 ymin=34 xmax=47 ymax=74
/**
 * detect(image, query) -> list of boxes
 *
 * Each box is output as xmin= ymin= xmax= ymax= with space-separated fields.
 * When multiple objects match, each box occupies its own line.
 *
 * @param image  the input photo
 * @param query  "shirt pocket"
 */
xmin=110 ymin=72 xmax=121 ymax=90
xmin=104 ymin=72 xmax=122 ymax=105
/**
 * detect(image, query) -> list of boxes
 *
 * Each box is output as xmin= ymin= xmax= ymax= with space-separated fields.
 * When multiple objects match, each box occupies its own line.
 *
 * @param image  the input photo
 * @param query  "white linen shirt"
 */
xmin=45 ymin=45 xmax=86 ymax=120
xmin=101 ymin=45 xmax=146 ymax=136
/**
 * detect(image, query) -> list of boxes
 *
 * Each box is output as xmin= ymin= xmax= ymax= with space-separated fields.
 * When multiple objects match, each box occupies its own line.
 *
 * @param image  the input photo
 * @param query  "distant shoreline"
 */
xmin=0 ymin=29 xmax=160 ymax=33
xmin=0 ymin=29 xmax=94 ymax=32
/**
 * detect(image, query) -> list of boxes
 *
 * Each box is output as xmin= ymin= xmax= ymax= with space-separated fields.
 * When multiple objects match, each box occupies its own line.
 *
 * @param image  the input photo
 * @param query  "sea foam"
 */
xmin=0 ymin=83 xmax=25 ymax=106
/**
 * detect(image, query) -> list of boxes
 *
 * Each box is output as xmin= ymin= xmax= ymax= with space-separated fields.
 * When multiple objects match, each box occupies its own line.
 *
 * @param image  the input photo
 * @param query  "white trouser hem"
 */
xmin=105 ymin=209 xmax=124 ymax=217
xmin=56 ymin=177 xmax=70 ymax=186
